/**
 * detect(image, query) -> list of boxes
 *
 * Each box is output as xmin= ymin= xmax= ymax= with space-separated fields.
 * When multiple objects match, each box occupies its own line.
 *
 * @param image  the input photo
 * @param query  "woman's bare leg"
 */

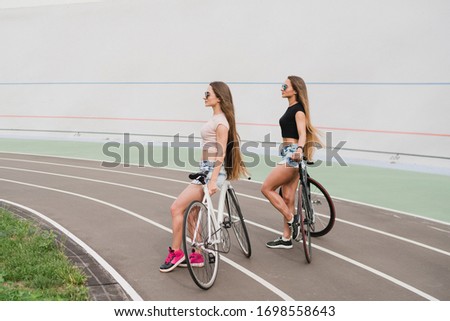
xmin=170 ymin=184 xmax=204 ymax=250
xmin=261 ymin=164 xmax=298 ymax=238
xmin=279 ymin=172 xmax=300 ymax=238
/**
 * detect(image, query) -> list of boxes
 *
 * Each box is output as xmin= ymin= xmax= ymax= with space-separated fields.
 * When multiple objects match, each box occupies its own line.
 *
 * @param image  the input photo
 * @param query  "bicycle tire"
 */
xmin=182 ymin=201 xmax=219 ymax=290
xmin=298 ymin=183 xmax=312 ymax=263
xmin=307 ymin=177 xmax=336 ymax=237
xmin=225 ymin=188 xmax=252 ymax=258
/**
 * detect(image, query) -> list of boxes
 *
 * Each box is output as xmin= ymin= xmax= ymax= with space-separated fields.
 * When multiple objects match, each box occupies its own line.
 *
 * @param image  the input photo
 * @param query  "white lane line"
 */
xmin=2 ymin=158 xmax=450 ymax=256
xmin=234 ymin=191 xmax=450 ymax=257
xmin=0 ymin=199 xmax=143 ymax=302
xmin=220 ymin=256 xmax=293 ymax=301
xmin=242 ymin=177 xmax=450 ymax=227
xmin=2 ymin=164 xmax=448 ymax=258
xmin=0 ymin=165 xmax=178 ymax=201
xmin=335 ymin=219 xmax=450 ymax=257
xmin=1 ymin=153 xmax=449 ymax=227
xmin=0 ymin=169 xmax=441 ymax=301
xmin=241 ymin=219 xmax=439 ymax=301
xmin=428 ymin=226 xmax=450 ymax=234
xmin=313 ymin=245 xmax=439 ymax=301
xmin=0 ymin=157 xmax=190 ymax=185
xmin=0 ymin=178 xmax=294 ymax=301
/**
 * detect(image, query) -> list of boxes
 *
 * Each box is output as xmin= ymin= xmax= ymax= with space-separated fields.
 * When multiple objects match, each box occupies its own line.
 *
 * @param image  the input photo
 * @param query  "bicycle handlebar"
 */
xmin=301 ymin=157 xmax=315 ymax=166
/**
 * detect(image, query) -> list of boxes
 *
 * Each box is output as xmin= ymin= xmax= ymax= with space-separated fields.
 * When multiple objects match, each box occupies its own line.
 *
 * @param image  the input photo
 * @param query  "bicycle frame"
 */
xmin=183 ymin=177 xmax=251 ymax=289
xmin=299 ymin=159 xmax=314 ymax=221
xmin=195 ymin=180 xmax=231 ymax=248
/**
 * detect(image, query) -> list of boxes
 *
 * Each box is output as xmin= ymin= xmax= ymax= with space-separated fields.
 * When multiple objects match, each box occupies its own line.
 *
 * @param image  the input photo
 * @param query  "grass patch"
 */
xmin=0 ymin=208 xmax=89 ymax=300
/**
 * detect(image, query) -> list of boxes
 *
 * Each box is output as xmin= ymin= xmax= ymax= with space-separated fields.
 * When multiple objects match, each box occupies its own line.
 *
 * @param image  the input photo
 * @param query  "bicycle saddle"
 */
xmin=188 ymin=172 xmax=207 ymax=181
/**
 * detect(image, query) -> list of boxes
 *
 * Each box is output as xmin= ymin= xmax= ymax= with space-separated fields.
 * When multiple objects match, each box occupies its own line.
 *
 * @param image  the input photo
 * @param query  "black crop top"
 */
xmin=279 ymin=103 xmax=305 ymax=139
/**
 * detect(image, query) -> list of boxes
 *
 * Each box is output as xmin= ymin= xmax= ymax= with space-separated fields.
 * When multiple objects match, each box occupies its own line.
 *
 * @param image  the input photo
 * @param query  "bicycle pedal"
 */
xmin=223 ymin=221 xmax=232 ymax=228
xmin=208 ymin=252 xmax=216 ymax=264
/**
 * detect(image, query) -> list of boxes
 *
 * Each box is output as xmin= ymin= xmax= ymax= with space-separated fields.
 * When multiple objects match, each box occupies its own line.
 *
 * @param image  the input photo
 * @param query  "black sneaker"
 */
xmin=288 ymin=214 xmax=301 ymax=242
xmin=266 ymin=236 xmax=293 ymax=249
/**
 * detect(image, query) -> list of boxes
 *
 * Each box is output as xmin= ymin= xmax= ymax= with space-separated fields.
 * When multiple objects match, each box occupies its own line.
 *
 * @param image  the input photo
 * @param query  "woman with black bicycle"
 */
xmin=159 ymin=81 xmax=248 ymax=272
xmin=261 ymin=75 xmax=322 ymax=249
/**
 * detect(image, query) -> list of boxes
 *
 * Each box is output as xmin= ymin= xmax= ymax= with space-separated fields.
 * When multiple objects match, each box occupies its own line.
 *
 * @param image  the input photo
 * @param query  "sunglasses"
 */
xmin=281 ymin=84 xmax=288 ymax=91
xmin=204 ymin=92 xmax=211 ymax=98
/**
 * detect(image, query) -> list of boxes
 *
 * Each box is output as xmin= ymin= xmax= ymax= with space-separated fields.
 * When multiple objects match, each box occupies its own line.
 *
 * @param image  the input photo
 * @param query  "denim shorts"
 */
xmin=191 ymin=160 xmax=227 ymax=189
xmin=277 ymin=144 xmax=300 ymax=168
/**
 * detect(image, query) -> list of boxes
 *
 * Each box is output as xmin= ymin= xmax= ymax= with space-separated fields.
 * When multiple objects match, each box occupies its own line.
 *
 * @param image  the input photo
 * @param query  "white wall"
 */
xmin=1 ymin=0 xmax=449 ymax=171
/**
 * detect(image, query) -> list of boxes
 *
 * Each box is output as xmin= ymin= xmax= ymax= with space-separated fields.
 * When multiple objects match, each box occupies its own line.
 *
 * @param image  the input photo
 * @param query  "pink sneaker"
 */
xmin=179 ymin=250 xmax=204 ymax=268
xmin=159 ymin=247 xmax=185 ymax=273
xmin=189 ymin=250 xmax=204 ymax=267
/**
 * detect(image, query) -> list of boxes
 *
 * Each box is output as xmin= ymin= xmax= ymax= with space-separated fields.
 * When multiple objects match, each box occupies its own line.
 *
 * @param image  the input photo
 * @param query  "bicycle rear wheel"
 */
xmin=298 ymin=183 xmax=312 ymax=263
xmin=225 ymin=187 xmax=252 ymax=258
xmin=182 ymin=201 xmax=219 ymax=290
xmin=307 ymin=177 xmax=336 ymax=237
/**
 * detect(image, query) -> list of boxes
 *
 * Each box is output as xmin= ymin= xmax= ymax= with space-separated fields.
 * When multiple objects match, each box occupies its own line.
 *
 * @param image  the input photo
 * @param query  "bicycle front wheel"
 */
xmin=307 ymin=177 xmax=336 ymax=237
xmin=182 ymin=201 xmax=219 ymax=290
xmin=225 ymin=188 xmax=252 ymax=258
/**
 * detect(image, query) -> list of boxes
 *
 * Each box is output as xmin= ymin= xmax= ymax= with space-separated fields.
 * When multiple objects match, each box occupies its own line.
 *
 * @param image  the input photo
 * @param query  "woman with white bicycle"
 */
xmin=160 ymin=81 xmax=248 ymax=272
xmin=261 ymin=75 xmax=322 ymax=249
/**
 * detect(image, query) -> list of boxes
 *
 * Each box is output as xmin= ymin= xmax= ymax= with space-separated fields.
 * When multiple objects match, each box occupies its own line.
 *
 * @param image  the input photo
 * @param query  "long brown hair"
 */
xmin=288 ymin=75 xmax=323 ymax=160
xmin=210 ymin=81 xmax=248 ymax=180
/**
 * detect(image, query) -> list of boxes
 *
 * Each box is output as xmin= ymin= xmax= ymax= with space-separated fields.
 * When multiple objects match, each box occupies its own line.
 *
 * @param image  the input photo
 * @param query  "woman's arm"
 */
xmin=293 ymin=112 xmax=306 ymax=161
xmin=208 ymin=124 xmax=229 ymax=194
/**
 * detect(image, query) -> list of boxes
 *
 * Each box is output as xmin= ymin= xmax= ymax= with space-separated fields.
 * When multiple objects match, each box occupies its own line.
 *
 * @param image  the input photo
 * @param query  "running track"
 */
xmin=0 ymin=152 xmax=449 ymax=301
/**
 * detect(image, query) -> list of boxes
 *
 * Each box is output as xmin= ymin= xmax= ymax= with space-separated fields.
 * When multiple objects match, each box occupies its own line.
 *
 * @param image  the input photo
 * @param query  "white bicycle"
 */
xmin=182 ymin=172 xmax=252 ymax=290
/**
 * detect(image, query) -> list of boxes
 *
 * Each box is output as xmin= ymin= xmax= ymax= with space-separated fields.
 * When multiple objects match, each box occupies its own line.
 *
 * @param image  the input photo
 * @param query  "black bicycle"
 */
xmin=280 ymin=158 xmax=336 ymax=263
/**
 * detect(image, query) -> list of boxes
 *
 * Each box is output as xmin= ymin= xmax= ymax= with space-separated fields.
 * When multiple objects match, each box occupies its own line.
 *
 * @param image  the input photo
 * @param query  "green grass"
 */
xmin=0 ymin=208 xmax=89 ymax=300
